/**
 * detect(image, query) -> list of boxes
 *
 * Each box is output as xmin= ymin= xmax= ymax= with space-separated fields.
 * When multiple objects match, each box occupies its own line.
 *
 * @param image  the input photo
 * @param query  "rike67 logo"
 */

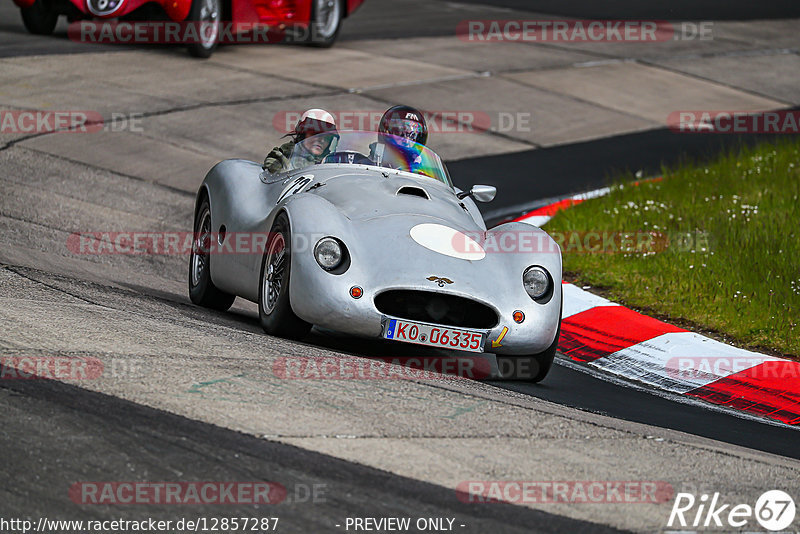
xmin=668 ymin=490 xmax=796 ymax=531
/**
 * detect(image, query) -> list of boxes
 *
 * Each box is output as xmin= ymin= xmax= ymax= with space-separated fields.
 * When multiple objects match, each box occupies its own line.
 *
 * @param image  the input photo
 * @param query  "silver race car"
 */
xmin=189 ymin=131 xmax=562 ymax=382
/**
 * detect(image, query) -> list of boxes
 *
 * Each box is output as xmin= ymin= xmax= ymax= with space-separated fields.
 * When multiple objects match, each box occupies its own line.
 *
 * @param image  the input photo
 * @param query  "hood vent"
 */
xmin=396 ymin=186 xmax=429 ymax=199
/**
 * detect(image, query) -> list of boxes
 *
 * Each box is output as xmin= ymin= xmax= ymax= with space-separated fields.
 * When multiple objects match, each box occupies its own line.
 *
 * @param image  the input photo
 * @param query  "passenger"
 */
xmin=263 ymin=109 xmax=338 ymax=173
xmin=369 ymin=105 xmax=429 ymax=175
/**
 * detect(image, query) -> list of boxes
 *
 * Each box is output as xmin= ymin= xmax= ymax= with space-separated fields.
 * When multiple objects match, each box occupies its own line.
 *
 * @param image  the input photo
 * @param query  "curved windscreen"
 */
xmin=279 ymin=130 xmax=452 ymax=187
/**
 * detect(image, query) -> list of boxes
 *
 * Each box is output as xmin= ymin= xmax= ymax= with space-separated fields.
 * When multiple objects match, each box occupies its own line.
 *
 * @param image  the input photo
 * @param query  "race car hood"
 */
xmin=284 ymin=168 xmax=559 ymax=283
xmin=306 ymin=171 xmax=478 ymax=230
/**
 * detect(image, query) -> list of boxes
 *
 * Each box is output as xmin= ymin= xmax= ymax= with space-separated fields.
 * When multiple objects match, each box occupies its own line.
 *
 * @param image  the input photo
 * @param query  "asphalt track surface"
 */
xmin=496 ymin=363 xmax=800 ymax=460
xmin=1 ymin=377 xmax=617 ymax=533
xmin=307 ymin=329 xmax=800 ymax=460
xmin=2 ymin=0 xmax=800 ymax=530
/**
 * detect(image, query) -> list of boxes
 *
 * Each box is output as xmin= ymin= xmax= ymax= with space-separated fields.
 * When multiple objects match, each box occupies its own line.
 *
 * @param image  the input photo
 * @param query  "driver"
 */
xmin=263 ymin=109 xmax=339 ymax=173
xmin=369 ymin=105 xmax=429 ymax=174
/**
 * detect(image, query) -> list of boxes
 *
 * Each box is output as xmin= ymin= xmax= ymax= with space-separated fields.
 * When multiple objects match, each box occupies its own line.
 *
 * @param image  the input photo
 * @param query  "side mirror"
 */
xmin=457 ymin=185 xmax=496 ymax=203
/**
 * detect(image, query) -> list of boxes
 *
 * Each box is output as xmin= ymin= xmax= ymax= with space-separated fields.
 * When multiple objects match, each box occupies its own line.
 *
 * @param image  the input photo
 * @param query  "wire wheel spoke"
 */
xmin=191 ymin=210 xmax=211 ymax=287
xmin=262 ymin=233 xmax=287 ymax=315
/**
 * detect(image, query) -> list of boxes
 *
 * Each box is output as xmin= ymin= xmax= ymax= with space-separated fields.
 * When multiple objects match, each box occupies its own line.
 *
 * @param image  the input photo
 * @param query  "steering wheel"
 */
xmin=324 ymin=151 xmax=374 ymax=165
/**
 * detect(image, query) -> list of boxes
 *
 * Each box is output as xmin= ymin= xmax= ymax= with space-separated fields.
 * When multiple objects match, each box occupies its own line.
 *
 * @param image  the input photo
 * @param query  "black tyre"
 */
xmin=496 ymin=326 xmax=560 ymax=383
xmin=186 ymin=0 xmax=220 ymax=58
xmin=303 ymin=0 xmax=342 ymax=47
xmin=21 ymin=0 xmax=58 ymax=35
xmin=496 ymin=297 xmax=563 ymax=383
xmin=258 ymin=213 xmax=312 ymax=339
xmin=189 ymin=199 xmax=236 ymax=311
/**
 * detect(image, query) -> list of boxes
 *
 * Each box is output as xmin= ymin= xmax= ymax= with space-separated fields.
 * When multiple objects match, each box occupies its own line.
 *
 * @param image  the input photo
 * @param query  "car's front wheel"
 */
xmin=496 ymin=325 xmax=560 ymax=383
xmin=21 ymin=0 xmax=58 ymax=35
xmin=186 ymin=0 xmax=220 ymax=58
xmin=189 ymin=199 xmax=236 ymax=310
xmin=258 ymin=213 xmax=312 ymax=339
xmin=496 ymin=297 xmax=562 ymax=383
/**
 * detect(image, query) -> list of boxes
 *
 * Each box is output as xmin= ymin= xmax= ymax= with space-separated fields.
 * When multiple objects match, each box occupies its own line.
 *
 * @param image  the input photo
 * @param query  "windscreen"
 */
xmin=284 ymin=130 xmax=452 ymax=187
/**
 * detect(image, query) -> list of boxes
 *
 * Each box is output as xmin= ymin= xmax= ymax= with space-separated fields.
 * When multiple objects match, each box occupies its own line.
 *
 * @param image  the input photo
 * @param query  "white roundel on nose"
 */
xmin=410 ymin=223 xmax=485 ymax=260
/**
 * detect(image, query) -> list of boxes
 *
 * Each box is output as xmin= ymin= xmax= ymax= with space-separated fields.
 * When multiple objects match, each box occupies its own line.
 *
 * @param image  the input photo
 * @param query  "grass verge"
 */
xmin=545 ymin=137 xmax=800 ymax=358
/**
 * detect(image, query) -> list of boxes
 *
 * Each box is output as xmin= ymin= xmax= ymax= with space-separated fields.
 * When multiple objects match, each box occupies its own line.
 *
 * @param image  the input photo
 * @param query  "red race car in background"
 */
xmin=13 ymin=0 xmax=364 ymax=57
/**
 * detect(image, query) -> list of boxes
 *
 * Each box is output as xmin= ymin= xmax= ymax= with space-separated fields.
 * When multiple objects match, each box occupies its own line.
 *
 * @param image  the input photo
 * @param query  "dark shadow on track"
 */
xmin=0 ymin=376 xmax=621 ymax=533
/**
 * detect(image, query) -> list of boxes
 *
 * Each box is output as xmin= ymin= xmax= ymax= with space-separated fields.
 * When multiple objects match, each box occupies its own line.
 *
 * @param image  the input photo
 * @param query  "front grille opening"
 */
xmin=375 ymin=290 xmax=498 ymax=329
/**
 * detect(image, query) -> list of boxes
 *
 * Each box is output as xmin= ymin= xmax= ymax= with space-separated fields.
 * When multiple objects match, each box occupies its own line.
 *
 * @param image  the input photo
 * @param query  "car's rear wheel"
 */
xmin=258 ymin=213 xmax=312 ymax=339
xmin=189 ymin=199 xmax=236 ymax=310
xmin=186 ymin=0 xmax=220 ymax=58
xmin=21 ymin=0 xmax=58 ymax=35
xmin=305 ymin=0 xmax=342 ymax=47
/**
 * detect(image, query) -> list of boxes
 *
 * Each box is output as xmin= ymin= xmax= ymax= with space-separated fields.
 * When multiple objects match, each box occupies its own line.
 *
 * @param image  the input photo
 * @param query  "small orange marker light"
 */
xmin=350 ymin=286 xmax=363 ymax=299
xmin=513 ymin=310 xmax=525 ymax=323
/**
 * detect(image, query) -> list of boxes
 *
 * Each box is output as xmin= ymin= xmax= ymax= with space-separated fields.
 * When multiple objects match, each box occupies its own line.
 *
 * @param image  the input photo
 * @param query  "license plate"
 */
xmin=382 ymin=318 xmax=486 ymax=353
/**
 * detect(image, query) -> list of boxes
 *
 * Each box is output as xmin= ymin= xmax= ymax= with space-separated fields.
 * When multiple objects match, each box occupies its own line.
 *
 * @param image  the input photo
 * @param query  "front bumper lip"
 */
xmin=291 ymin=278 xmax=559 ymax=355
xmin=288 ymin=238 xmax=561 ymax=356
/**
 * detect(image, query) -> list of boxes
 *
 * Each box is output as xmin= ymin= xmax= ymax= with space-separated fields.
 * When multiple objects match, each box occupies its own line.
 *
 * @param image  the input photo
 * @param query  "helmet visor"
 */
xmin=296 ymin=118 xmax=338 ymax=140
xmin=385 ymin=118 xmax=424 ymax=144
xmin=297 ymin=132 xmax=339 ymax=160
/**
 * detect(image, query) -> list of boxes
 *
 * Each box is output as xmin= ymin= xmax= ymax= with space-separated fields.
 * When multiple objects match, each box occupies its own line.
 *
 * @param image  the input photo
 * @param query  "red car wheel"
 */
xmin=21 ymin=0 xmax=58 ymax=35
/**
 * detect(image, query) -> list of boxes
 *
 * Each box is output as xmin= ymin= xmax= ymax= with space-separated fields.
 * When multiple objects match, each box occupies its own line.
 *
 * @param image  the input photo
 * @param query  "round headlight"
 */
xmin=523 ymin=266 xmax=550 ymax=300
xmin=314 ymin=237 xmax=343 ymax=270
